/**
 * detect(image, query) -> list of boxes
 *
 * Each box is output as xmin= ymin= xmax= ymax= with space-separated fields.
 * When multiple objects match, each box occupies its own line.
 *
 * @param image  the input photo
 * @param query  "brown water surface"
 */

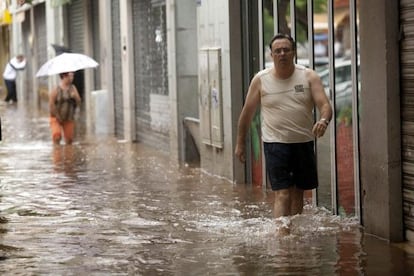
xmin=0 ymin=103 xmax=413 ymax=275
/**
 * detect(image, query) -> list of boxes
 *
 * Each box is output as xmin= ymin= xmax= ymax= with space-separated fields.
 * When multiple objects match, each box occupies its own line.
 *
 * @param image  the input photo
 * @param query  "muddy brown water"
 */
xmin=0 ymin=103 xmax=413 ymax=275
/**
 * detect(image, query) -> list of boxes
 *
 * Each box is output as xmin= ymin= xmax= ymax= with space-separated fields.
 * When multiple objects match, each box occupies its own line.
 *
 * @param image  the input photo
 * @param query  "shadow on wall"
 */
xmin=183 ymin=117 xmax=200 ymax=166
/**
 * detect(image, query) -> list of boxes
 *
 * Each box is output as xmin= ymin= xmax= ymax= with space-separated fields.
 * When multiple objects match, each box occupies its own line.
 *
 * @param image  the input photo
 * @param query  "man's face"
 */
xmin=270 ymin=38 xmax=295 ymax=67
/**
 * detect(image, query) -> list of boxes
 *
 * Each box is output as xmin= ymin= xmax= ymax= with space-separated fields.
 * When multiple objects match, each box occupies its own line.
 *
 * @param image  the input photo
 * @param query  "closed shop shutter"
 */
xmin=34 ymin=3 xmax=47 ymax=90
xmin=22 ymin=3 xmax=48 ymax=101
xmin=21 ymin=5 xmax=47 ymax=102
xmin=132 ymin=0 xmax=169 ymax=150
xmin=400 ymin=0 xmax=414 ymax=241
xmin=66 ymin=0 xmax=85 ymax=99
xmin=67 ymin=0 xmax=85 ymax=54
xmin=111 ymin=0 xmax=124 ymax=138
xmin=21 ymin=10 xmax=32 ymax=100
xmin=90 ymin=0 xmax=100 ymax=91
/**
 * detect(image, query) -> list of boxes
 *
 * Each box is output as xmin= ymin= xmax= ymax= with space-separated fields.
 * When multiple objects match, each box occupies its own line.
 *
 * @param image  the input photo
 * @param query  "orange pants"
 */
xmin=50 ymin=116 xmax=75 ymax=144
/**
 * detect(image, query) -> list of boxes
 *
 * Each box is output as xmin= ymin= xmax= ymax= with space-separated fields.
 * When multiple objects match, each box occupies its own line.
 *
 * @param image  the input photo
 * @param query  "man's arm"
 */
xmin=11 ymin=57 xmax=26 ymax=70
xmin=235 ymin=74 xmax=261 ymax=162
xmin=307 ymin=69 xmax=333 ymax=138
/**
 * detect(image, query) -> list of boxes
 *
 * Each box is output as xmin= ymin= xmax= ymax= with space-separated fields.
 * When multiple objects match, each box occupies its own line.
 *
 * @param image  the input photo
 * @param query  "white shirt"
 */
xmin=3 ymin=57 xmax=26 ymax=81
xmin=258 ymin=65 xmax=315 ymax=143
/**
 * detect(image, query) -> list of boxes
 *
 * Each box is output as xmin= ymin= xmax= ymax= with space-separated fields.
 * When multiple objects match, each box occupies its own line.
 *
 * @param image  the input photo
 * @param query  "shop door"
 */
xmin=132 ymin=0 xmax=169 ymax=150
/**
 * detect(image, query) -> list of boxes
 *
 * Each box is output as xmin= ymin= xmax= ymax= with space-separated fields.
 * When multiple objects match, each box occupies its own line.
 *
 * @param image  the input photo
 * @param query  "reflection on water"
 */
xmin=0 ymin=104 xmax=414 ymax=275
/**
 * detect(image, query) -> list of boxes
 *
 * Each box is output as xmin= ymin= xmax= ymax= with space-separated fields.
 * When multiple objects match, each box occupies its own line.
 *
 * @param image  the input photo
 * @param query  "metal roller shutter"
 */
xmin=90 ymin=0 xmax=100 ymax=91
xmin=34 ymin=3 xmax=47 ymax=90
xmin=67 ymin=0 xmax=85 ymax=54
xmin=21 ymin=10 xmax=32 ymax=101
xmin=132 ymin=0 xmax=169 ymax=150
xmin=67 ymin=0 xmax=85 ymax=99
xmin=400 ymin=0 xmax=414 ymax=241
xmin=111 ymin=0 xmax=124 ymax=139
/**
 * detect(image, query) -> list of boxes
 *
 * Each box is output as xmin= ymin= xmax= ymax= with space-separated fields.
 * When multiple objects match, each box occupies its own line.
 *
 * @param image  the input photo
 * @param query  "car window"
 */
xmin=319 ymin=62 xmax=355 ymax=86
xmin=321 ymin=72 xmax=329 ymax=87
xmin=335 ymin=65 xmax=351 ymax=83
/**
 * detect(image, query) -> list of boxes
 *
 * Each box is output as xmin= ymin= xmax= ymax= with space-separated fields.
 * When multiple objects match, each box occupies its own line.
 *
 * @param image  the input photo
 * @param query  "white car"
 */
xmin=318 ymin=59 xmax=360 ymax=110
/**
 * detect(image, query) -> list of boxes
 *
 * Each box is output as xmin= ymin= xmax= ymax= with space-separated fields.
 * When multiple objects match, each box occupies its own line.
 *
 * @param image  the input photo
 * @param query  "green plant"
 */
xmin=337 ymin=105 xmax=352 ymax=126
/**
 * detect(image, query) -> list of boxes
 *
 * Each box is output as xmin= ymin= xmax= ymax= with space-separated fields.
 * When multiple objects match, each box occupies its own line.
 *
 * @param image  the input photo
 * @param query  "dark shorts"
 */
xmin=263 ymin=141 xmax=318 ymax=191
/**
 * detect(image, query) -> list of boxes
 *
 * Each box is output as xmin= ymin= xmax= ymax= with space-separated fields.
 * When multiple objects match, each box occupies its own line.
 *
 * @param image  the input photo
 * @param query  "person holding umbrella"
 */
xmin=49 ymin=72 xmax=81 ymax=145
xmin=3 ymin=54 xmax=26 ymax=104
xmin=36 ymin=51 xmax=99 ymax=145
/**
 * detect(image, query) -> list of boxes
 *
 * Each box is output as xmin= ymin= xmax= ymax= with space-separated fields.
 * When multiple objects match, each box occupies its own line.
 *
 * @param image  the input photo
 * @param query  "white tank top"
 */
xmin=258 ymin=65 xmax=314 ymax=143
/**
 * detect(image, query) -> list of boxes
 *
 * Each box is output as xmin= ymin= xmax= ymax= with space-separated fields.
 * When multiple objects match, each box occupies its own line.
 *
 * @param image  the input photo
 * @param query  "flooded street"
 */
xmin=0 ymin=103 xmax=414 ymax=275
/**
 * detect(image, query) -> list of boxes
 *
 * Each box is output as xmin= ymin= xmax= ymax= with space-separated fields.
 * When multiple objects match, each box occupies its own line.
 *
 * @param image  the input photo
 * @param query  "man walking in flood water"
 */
xmin=235 ymin=33 xmax=332 ymax=218
xmin=3 ymin=54 xmax=26 ymax=104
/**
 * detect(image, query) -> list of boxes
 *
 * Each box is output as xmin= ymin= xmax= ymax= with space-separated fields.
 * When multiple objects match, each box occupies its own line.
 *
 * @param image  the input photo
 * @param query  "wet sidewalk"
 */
xmin=0 ymin=103 xmax=414 ymax=275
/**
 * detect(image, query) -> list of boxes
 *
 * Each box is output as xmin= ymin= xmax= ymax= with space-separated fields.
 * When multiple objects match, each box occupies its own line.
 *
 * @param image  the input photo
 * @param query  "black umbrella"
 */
xmin=51 ymin=44 xmax=72 ymax=55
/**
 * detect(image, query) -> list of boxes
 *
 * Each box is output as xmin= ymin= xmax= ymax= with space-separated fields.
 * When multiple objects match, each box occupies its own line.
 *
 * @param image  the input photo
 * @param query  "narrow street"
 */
xmin=0 ymin=102 xmax=413 ymax=275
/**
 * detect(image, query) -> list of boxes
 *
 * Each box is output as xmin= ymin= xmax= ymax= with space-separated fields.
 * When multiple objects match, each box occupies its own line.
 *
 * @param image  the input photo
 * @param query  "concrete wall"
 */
xmin=150 ymin=94 xmax=170 ymax=134
xmin=97 ymin=0 xmax=114 ymax=135
xmin=228 ymin=1 xmax=245 ymax=184
xmin=359 ymin=0 xmax=403 ymax=241
xmin=167 ymin=0 xmax=199 ymax=163
xmin=197 ymin=0 xmax=237 ymax=180
xmin=44 ymin=2 xmax=64 ymax=108
xmin=119 ymin=0 xmax=136 ymax=141
xmin=0 ymin=26 xmax=9 ymax=98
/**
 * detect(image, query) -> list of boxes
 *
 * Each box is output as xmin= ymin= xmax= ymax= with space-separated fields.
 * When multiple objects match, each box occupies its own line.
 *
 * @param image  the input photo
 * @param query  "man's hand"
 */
xmin=312 ymin=119 xmax=329 ymax=138
xmin=235 ymin=143 xmax=246 ymax=163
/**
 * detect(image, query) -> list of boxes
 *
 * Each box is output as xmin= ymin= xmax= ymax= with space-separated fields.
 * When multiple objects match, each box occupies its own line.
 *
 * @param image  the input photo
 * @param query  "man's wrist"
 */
xmin=320 ymin=118 xmax=330 ymax=126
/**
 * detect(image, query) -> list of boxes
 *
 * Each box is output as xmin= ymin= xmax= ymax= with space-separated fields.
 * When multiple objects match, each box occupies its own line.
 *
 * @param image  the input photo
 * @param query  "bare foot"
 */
xmin=275 ymin=217 xmax=291 ymax=237
xmin=276 ymin=225 xmax=290 ymax=237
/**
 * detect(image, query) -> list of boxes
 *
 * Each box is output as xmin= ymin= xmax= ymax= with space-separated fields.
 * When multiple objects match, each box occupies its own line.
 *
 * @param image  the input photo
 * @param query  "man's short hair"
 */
xmin=269 ymin=33 xmax=296 ymax=51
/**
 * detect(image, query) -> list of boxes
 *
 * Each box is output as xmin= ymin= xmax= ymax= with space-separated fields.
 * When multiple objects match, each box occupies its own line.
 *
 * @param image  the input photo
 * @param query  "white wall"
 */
xmin=197 ymin=0 xmax=235 ymax=179
xmin=167 ymin=0 xmax=199 ymax=162
xmin=119 ymin=0 xmax=136 ymax=141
